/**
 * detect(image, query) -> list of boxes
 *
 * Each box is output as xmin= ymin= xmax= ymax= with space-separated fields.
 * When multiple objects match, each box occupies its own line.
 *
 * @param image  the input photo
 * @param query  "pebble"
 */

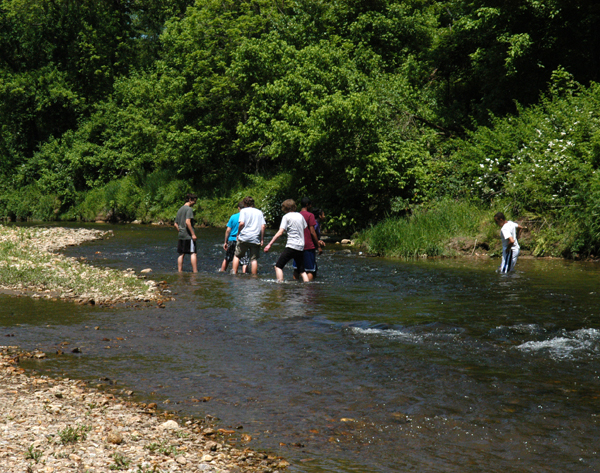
xmin=159 ymin=420 xmax=180 ymax=431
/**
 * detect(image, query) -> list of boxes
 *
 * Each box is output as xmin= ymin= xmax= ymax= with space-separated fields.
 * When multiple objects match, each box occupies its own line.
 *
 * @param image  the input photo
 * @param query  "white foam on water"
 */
xmin=509 ymin=323 xmax=543 ymax=334
xmin=516 ymin=328 xmax=600 ymax=360
xmin=350 ymin=326 xmax=422 ymax=343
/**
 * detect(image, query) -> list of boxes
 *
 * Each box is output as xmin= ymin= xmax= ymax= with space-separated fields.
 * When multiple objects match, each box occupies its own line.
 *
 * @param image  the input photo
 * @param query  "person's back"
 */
xmin=299 ymin=208 xmax=317 ymax=251
xmin=232 ymin=196 xmax=266 ymax=275
xmin=175 ymin=205 xmax=194 ymax=240
xmin=227 ymin=213 xmax=241 ymax=240
xmin=238 ymin=207 xmax=265 ymax=243
xmin=500 ymin=221 xmax=520 ymax=251
xmin=494 ymin=212 xmax=526 ymax=274
xmin=281 ymin=212 xmax=306 ymax=251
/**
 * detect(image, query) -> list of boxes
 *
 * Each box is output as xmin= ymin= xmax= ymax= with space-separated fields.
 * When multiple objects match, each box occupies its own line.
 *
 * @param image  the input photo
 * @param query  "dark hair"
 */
xmin=312 ymin=208 xmax=322 ymax=220
xmin=301 ymin=196 xmax=312 ymax=208
xmin=238 ymin=200 xmax=245 ymax=209
xmin=281 ymin=199 xmax=296 ymax=213
xmin=494 ymin=212 xmax=506 ymax=221
xmin=243 ymin=196 xmax=255 ymax=207
xmin=186 ymin=193 xmax=198 ymax=202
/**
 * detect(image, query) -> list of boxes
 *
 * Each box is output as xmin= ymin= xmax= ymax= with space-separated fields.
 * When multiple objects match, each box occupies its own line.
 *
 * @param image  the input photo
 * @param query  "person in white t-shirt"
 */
xmin=232 ymin=196 xmax=266 ymax=275
xmin=494 ymin=212 xmax=527 ymax=273
xmin=264 ymin=199 xmax=309 ymax=282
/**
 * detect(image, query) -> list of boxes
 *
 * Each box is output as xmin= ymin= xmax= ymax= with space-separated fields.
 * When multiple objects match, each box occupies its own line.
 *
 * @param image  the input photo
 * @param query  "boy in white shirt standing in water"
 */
xmin=264 ymin=199 xmax=309 ymax=282
xmin=494 ymin=212 xmax=527 ymax=273
xmin=232 ymin=196 xmax=266 ymax=275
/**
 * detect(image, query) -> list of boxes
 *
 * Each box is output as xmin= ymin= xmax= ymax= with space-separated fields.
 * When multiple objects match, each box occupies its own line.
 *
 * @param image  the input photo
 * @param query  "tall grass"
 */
xmin=356 ymin=200 xmax=489 ymax=258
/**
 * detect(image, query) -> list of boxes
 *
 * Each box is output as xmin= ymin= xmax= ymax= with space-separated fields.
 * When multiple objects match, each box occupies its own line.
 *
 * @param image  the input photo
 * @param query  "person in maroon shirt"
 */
xmin=293 ymin=197 xmax=323 ymax=281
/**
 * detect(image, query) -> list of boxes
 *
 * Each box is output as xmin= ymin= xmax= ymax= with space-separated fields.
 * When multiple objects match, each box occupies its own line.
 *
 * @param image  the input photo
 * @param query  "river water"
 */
xmin=2 ymin=223 xmax=600 ymax=472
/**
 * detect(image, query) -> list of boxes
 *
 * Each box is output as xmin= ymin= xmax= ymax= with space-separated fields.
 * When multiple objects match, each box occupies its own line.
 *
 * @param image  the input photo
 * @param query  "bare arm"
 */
xmin=186 ymin=218 xmax=197 ymax=241
xmin=264 ymin=228 xmax=285 ymax=252
xmin=260 ymin=224 xmax=266 ymax=246
xmin=174 ymin=222 xmax=179 ymax=232
xmin=223 ymin=227 xmax=232 ymax=250
xmin=309 ymin=225 xmax=320 ymax=253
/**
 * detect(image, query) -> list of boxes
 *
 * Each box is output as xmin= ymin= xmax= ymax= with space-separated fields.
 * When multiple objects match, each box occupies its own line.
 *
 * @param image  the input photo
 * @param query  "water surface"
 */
xmin=2 ymin=223 xmax=599 ymax=472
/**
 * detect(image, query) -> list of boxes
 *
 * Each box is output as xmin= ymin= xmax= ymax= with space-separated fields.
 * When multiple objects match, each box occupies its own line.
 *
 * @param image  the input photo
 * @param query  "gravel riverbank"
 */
xmin=0 ymin=225 xmax=161 ymax=305
xmin=1 ymin=347 xmax=288 ymax=473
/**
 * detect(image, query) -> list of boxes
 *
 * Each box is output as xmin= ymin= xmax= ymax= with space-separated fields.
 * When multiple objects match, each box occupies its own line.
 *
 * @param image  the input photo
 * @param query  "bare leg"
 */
xmin=307 ymin=272 xmax=315 ymax=281
xmin=250 ymin=259 xmax=258 ymax=275
xmin=275 ymin=267 xmax=284 ymax=281
xmin=299 ymin=271 xmax=309 ymax=282
xmin=191 ymin=253 xmax=198 ymax=273
xmin=220 ymin=259 xmax=228 ymax=272
xmin=177 ymin=254 xmax=184 ymax=272
xmin=242 ymin=265 xmax=248 ymax=274
xmin=292 ymin=270 xmax=298 ymax=280
xmin=231 ymin=256 xmax=240 ymax=274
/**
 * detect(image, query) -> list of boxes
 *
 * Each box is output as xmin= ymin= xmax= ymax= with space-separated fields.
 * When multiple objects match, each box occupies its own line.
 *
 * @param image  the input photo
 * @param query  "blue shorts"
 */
xmin=293 ymin=249 xmax=317 ymax=273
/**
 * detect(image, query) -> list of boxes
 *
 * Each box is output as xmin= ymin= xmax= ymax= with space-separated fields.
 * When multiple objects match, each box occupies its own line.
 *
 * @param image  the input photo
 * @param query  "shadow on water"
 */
xmin=3 ymin=223 xmax=600 ymax=472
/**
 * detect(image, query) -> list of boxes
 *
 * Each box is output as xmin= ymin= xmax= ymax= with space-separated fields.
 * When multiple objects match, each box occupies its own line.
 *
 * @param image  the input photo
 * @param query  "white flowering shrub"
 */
xmin=455 ymin=80 xmax=600 ymax=255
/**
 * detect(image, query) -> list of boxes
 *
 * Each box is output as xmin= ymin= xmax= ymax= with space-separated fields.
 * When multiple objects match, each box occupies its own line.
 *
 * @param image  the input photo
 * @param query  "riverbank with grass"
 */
xmin=354 ymin=200 xmax=523 ymax=259
xmin=355 ymin=198 xmax=600 ymax=261
xmin=0 ymin=225 xmax=161 ymax=305
xmin=0 ymin=346 xmax=289 ymax=473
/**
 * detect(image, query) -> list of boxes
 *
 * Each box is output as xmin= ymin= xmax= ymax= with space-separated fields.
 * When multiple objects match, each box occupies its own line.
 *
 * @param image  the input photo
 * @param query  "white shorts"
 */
xmin=499 ymin=247 xmax=519 ymax=273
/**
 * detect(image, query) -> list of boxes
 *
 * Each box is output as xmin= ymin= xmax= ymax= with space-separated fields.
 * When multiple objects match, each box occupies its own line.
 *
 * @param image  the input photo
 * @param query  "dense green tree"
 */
xmin=431 ymin=0 xmax=600 ymax=126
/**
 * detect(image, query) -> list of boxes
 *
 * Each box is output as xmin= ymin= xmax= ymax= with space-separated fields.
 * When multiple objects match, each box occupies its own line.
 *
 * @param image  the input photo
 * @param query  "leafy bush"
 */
xmin=0 ymin=183 xmax=61 ymax=221
xmin=455 ymin=76 xmax=600 ymax=256
xmin=198 ymin=173 xmax=293 ymax=227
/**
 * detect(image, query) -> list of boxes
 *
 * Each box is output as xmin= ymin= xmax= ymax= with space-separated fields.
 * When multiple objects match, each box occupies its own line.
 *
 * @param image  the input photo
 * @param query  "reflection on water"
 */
xmin=2 ymin=223 xmax=600 ymax=472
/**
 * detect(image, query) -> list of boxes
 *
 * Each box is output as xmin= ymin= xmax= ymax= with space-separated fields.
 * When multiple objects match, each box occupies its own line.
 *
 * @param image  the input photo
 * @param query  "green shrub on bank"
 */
xmin=0 ymin=183 xmax=61 ymax=221
xmin=198 ymin=173 xmax=293 ymax=227
xmin=455 ymin=76 xmax=600 ymax=257
xmin=356 ymin=200 xmax=490 ymax=258
xmin=65 ymin=172 xmax=191 ymax=223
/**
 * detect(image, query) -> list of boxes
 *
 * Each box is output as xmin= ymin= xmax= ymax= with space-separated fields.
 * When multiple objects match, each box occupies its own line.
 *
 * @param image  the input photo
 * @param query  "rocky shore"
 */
xmin=0 ymin=348 xmax=289 ymax=473
xmin=0 ymin=226 xmax=289 ymax=472
xmin=0 ymin=225 xmax=161 ymax=305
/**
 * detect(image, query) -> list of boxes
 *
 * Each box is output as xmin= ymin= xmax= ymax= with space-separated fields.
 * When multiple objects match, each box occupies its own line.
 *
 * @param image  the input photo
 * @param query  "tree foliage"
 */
xmin=2 ymin=0 xmax=600 ymax=245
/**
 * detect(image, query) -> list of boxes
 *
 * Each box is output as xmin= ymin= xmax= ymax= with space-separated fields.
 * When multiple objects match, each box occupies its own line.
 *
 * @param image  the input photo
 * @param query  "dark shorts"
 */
xmin=293 ymin=249 xmax=317 ymax=274
xmin=225 ymin=241 xmax=237 ymax=262
xmin=177 ymin=239 xmax=196 ymax=254
xmin=276 ymin=247 xmax=305 ymax=272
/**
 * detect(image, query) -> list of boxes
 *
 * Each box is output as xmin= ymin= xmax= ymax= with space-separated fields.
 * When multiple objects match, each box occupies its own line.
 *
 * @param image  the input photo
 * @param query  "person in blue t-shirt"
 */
xmin=220 ymin=201 xmax=248 ymax=273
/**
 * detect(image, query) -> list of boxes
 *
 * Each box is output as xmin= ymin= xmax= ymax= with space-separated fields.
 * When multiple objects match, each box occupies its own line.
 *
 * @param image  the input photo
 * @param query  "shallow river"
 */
xmin=2 ymin=223 xmax=600 ymax=472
